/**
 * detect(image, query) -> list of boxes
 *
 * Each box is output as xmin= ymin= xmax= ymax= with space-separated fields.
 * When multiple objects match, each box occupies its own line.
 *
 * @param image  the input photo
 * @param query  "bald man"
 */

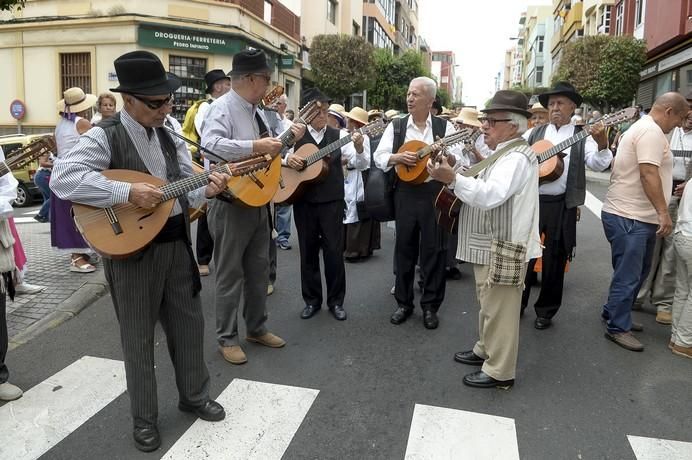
xmin=601 ymin=92 xmax=689 ymax=352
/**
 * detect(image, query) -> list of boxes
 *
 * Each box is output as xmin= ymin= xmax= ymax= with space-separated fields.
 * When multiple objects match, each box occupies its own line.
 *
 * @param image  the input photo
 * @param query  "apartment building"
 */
xmin=431 ymin=50 xmax=455 ymax=102
xmin=0 ymin=0 xmax=302 ymax=132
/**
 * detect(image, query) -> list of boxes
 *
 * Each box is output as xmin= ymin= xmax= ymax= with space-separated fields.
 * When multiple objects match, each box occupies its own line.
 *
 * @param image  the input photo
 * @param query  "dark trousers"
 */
xmin=393 ymin=183 xmax=448 ymax=312
xmin=0 ymin=289 xmax=8 ymax=384
xmin=294 ymin=200 xmax=346 ymax=308
xmin=104 ymin=240 xmax=210 ymax=429
xmin=195 ymin=214 xmax=214 ymax=266
xmin=522 ymin=196 xmax=575 ymax=319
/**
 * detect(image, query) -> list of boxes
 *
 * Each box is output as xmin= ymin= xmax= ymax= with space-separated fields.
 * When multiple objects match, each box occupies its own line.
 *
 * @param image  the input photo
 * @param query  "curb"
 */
xmin=8 ymin=279 xmax=110 ymax=351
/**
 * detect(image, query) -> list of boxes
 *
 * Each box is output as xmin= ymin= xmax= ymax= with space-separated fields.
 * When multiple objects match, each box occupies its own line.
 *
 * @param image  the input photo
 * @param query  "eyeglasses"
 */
xmin=479 ymin=117 xmax=512 ymax=127
xmin=251 ymin=73 xmax=271 ymax=84
xmin=132 ymin=94 xmax=174 ymax=110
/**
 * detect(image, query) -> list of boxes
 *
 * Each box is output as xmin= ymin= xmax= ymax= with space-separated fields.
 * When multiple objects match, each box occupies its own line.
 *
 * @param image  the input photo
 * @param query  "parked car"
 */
xmin=0 ymin=133 xmax=52 ymax=207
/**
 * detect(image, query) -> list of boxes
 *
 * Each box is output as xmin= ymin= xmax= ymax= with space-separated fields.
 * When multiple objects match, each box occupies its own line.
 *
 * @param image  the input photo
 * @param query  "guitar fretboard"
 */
xmin=0 ymin=162 xmax=8 ymax=178
xmin=537 ymin=129 xmax=591 ymax=164
xmin=159 ymin=163 xmax=230 ymax=201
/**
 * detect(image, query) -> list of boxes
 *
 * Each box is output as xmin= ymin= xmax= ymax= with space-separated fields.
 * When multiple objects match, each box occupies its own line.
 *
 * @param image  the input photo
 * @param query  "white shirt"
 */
xmin=669 ymin=126 xmax=692 ymax=180
xmin=373 ymin=115 xmax=463 ymax=174
xmin=194 ymin=99 xmax=212 ymax=136
xmin=523 ymin=123 xmax=612 ymax=195
xmin=0 ymin=146 xmax=18 ymax=218
xmin=343 ymin=135 xmax=371 ymax=224
xmin=676 ymin=179 xmax=692 ymax=236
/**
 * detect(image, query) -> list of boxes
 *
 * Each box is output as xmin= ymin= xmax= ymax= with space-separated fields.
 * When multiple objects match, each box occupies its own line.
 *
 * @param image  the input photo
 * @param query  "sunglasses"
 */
xmin=131 ymin=94 xmax=174 ymax=110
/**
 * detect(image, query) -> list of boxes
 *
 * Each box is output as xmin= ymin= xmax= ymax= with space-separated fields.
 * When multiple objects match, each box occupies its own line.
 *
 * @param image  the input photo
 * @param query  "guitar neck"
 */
xmin=537 ymin=129 xmax=590 ymax=164
xmin=304 ymin=132 xmax=357 ymax=166
xmin=0 ymin=162 xmax=8 ymax=178
xmin=159 ymin=163 xmax=229 ymax=201
xmin=672 ymin=149 xmax=692 ymax=159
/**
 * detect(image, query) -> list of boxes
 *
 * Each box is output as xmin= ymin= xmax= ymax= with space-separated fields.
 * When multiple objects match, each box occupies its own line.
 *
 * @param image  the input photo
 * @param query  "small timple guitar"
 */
xmin=273 ymin=119 xmax=387 ymax=204
xmin=395 ymin=128 xmax=476 ymax=184
xmin=71 ymin=155 xmax=272 ymax=259
xmin=534 ymin=107 xmax=637 ymax=184
xmin=1 ymin=135 xmax=56 ymax=178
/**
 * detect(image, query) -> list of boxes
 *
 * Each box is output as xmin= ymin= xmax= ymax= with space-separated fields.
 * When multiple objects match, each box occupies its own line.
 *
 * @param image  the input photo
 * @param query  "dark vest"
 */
xmin=294 ymin=126 xmax=343 ymax=203
xmin=528 ymin=123 xmax=586 ymax=209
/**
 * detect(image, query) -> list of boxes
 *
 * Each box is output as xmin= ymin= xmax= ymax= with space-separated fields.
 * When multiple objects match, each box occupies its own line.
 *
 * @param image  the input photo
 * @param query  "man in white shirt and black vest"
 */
xmin=288 ymin=88 xmax=366 ymax=321
xmin=428 ymin=90 xmax=541 ymax=389
xmin=373 ymin=77 xmax=461 ymax=330
xmin=521 ymin=82 xmax=612 ymax=330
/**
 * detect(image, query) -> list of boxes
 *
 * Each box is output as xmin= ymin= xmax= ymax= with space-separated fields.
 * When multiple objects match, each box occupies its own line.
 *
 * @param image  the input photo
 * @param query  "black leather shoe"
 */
xmin=454 ymin=350 xmax=485 ymax=365
xmin=329 ymin=305 xmax=347 ymax=321
xmin=462 ymin=370 xmax=514 ymax=389
xmin=390 ymin=307 xmax=412 ymax=325
xmin=178 ymin=400 xmax=226 ymax=422
xmin=423 ymin=310 xmax=439 ymax=329
xmin=445 ymin=267 xmax=462 ymax=280
xmin=301 ymin=304 xmax=321 ymax=319
xmin=534 ymin=317 xmax=552 ymax=330
xmin=133 ymin=426 xmax=160 ymax=452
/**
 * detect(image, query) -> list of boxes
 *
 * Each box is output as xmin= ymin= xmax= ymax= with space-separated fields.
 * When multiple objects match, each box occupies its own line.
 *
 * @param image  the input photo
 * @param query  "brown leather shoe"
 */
xmin=604 ymin=331 xmax=644 ymax=352
xmin=655 ymin=311 xmax=672 ymax=325
xmin=672 ymin=344 xmax=692 ymax=359
xmin=246 ymin=332 xmax=286 ymax=348
xmin=219 ymin=345 xmax=247 ymax=364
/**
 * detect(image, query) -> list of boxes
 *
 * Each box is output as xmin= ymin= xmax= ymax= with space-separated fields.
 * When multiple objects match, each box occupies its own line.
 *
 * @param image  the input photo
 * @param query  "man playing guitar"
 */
xmin=521 ymin=82 xmax=612 ymax=330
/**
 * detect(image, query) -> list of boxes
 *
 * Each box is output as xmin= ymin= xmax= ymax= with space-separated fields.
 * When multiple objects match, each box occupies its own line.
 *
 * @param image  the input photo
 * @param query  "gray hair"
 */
xmin=507 ymin=112 xmax=528 ymax=134
xmin=277 ymin=94 xmax=288 ymax=104
xmin=411 ymin=76 xmax=437 ymax=98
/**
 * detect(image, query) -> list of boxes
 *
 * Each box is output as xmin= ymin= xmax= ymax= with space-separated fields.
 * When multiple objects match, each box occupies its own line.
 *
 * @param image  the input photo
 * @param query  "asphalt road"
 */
xmin=2 ymin=185 xmax=691 ymax=459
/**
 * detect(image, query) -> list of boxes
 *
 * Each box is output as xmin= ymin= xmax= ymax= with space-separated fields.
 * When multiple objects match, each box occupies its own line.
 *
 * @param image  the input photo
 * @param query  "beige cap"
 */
xmin=452 ymin=107 xmax=482 ymax=128
xmin=344 ymin=106 xmax=369 ymax=126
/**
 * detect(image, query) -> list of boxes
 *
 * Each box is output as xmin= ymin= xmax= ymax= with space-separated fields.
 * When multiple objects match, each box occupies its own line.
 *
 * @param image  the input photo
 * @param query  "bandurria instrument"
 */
xmin=1 ymin=135 xmax=56 ymax=177
xmin=71 ymin=156 xmax=272 ymax=259
xmin=395 ymin=128 xmax=476 ymax=184
xmin=273 ymin=119 xmax=386 ymax=204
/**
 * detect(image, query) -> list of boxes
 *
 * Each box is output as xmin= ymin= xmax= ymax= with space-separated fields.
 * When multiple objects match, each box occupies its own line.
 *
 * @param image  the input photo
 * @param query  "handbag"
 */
xmin=487 ymin=239 xmax=527 ymax=287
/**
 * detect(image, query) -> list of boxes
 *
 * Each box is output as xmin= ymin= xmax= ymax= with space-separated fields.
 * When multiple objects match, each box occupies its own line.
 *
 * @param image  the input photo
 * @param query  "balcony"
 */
xmin=562 ymin=1 xmax=583 ymax=40
xmin=551 ymin=28 xmax=562 ymax=54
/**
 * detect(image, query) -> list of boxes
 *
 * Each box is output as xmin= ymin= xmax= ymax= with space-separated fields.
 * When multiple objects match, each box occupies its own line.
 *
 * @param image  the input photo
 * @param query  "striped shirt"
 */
xmin=50 ymin=110 xmax=204 ymax=215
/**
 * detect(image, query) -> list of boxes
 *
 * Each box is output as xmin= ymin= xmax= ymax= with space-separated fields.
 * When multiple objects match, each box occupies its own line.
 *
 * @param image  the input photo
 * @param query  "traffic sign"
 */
xmin=10 ymin=99 xmax=26 ymax=120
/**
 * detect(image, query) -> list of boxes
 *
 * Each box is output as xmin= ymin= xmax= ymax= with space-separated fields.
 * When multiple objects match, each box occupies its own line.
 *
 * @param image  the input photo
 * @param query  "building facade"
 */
xmin=550 ymin=0 xmax=585 ymax=73
xmin=0 ymin=0 xmax=302 ymax=133
xmin=431 ymin=50 xmax=455 ymax=103
xmin=522 ymin=5 xmax=553 ymax=89
xmin=362 ymin=0 xmax=396 ymax=52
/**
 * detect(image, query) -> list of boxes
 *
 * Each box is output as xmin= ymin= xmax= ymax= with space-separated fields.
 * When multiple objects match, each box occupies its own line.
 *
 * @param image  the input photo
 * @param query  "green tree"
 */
xmin=437 ymin=88 xmax=451 ymax=108
xmin=553 ymin=35 xmax=647 ymax=111
xmin=368 ymin=49 xmax=430 ymax=111
xmin=0 ymin=0 xmax=24 ymax=10
xmin=309 ymin=34 xmax=376 ymax=104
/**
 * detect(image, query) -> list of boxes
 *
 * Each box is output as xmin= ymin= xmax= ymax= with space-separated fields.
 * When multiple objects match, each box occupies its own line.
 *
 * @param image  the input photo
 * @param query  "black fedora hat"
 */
xmin=204 ymin=69 xmax=230 ymax=95
xmin=110 ymin=51 xmax=181 ymax=95
xmin=228 ymin=49 xmax=272 ymax=76
xmin=300 ymin=87 xmax=331 ymax=107
xmin=481 ymin=90 xmax=532 ymax=118
xmin=539 ymin=81 xmax=583 ymax=107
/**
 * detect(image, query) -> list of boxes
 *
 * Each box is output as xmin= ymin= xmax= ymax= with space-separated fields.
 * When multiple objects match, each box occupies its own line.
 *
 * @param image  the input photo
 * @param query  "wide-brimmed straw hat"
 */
xmin=529 ymin=102 xmax=548 ymax=113
xmin=385 ymin=109 xmax=400 ymax=119
xmin=344 ymin=106 xmax=369 ymax=126
xmin=452 ymin=107 xmax=482 ymax=127
xmin=56 ymin=87 xmax=97 ymax=113
xmin=328 ymin=103 xmax=346 ymax=114
xmin=368 ymin=109 xmax=383 ymax=119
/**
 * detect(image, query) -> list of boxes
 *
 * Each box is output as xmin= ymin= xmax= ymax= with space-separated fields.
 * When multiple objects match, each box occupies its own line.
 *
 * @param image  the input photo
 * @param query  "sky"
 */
xmin=419 ymin=0 xmax=552 ymax=108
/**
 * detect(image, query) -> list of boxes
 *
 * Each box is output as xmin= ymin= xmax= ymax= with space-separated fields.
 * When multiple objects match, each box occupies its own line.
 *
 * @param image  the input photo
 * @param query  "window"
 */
xmin=284 ymin=79 xmax=294 ymax=101
xmin=169 ymin=55 xmax=207 ymax=122
xmin=264 ymin=1 xmax=272 ymax=23
xmin=615 ymin=2 xmax=624 ymax=35
xmin=536 ymin=66 xmax=544 ymax=85
xmin=634 ymin=0 xmax=644 ymax=27
xmin=366 ymin=17 xmax=393 ymax=51
xmin=537 ymin=36 xmax=544 ymax=53
xmin=352 ymin=20 xmax=360 ymax=36
xmin=327 ymin=0 xmax=337 ymax=25
xmin=60 ymin=52 xmax=91 ymax=95
xmin=598 ymin=6 xmax=611 ymax=33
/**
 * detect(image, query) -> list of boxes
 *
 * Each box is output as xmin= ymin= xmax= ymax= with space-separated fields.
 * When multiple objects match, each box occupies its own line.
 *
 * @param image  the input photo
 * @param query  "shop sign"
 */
xmin=138 ymin=24 xmax=245 ymax=55
xmin=278 ymin=55 xmax=294 ymax=69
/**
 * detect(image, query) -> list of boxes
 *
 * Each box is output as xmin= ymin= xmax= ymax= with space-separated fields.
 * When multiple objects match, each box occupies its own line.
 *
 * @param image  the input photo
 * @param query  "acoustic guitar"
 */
xmin=223 ymin=99 xmax=322 ymax=207
xmin=395 ymin=128 xmax=476 ymax=184
xmin=273 ymin=119 xmax=387 ymax=204
xmin=1 ymin=135 xmax=56 ymax=178
xmin=71 ymin=155 xmax=272 ymax=259
xmin=534 ymin=107 xmax=637 ymax=184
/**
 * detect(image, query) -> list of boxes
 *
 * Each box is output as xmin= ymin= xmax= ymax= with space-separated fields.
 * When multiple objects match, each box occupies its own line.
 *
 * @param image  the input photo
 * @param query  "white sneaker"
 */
xmin=14 ymin=282 xmax=46 ymax=295
xmin=0 ymin=382 xmax=23 ymax=401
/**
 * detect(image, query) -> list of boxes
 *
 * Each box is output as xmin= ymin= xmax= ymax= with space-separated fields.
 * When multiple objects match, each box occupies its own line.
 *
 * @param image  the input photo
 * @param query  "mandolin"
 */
xmin=395 ymin=128 xmax=476 ymax=184
xmin=223 ymin=99 xmax=322 ymax=207
xmin=534 ymin=107 xmax=637 ymax=184
xmin=72 ymin=155 xmax=272 ymax=259
xmin=1 ymin=135 xmax=56 ymax=177
xmin=273 ymin=119 xmax=387 ymax=204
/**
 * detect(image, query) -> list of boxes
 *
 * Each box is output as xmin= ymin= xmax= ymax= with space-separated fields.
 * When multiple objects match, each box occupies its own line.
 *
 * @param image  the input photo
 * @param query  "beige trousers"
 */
xmin=672 ymin=233 xmax=692 ymax=347
xmin=471 ymin=263 xmax=525 ymax=381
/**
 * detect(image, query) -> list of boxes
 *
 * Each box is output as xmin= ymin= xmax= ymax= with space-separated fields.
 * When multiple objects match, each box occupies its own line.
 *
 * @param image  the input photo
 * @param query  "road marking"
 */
xmin=161 ymin=378 xmax=319 ymax=460
xmin=21 ymin=209 xmax=38 ymax=216
xmin=629 ymin=435 xmax=692 ymax=460
xmin=404 ymin=404 xmax=520 ymax=460
xmin=0 ymin=356 xmax=126 ymax=460
xmin=584 ymin=190 xmax=603 ymax=219
xmin=13 ymin=217 xmax=40 ymax=224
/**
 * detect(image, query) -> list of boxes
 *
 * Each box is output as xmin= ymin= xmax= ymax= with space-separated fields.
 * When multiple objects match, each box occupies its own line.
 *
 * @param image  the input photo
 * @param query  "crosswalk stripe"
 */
xmin=0 ymin=356 xmax=126 ymax=460
xmin=404 ymin=404 xmax=520 ymax=460
xmin=628 ymin=435 xmax=692 ymax=460
xmin=13 ymin=217 xmax=40 ymax=224
xmin=161 ymin=378 xmax=319 ymax=460
xmin=585 ymin=190 xmax=603 ymax=219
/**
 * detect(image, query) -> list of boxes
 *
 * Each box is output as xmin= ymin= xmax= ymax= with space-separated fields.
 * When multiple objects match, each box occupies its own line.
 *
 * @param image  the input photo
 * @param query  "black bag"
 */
xmin=364 ymin=167 xmax=395 ymax=222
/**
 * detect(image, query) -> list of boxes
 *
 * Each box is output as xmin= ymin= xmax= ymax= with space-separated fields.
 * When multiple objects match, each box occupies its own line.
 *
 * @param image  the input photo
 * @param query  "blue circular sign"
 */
xmin=10 ymin=99 xmax=26 ymax=120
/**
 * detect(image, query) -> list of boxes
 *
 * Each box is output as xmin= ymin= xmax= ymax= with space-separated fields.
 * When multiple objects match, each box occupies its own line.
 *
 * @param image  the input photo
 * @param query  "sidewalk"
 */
xmin=585 ymin=168 xmax=610 ymax=184
xmin=8 ymin=213 xmax=109 ymax=350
